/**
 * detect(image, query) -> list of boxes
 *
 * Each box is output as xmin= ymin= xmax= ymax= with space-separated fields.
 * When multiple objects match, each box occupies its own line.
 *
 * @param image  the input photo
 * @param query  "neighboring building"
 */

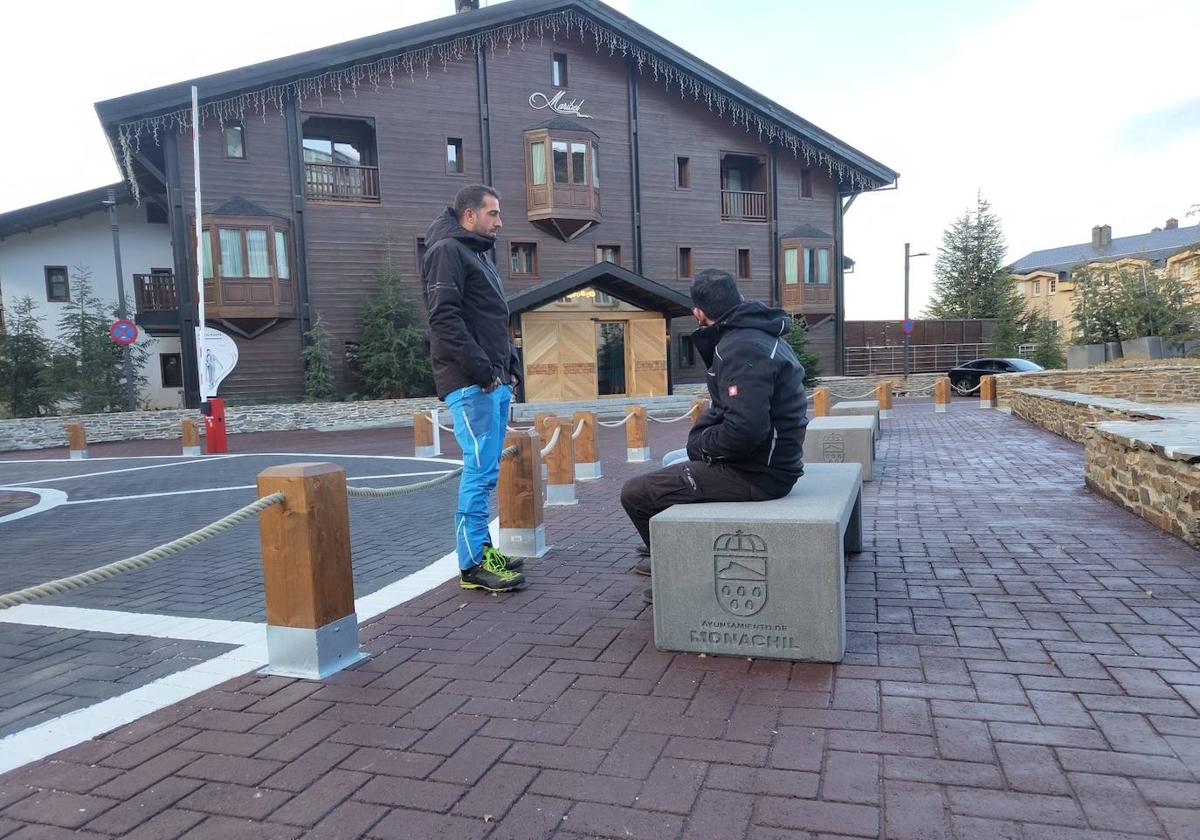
xmin=1010 ymin=219 xmax=1200 ymax=338
xmin=93 ymin=0 xmax=897 ymax=407
xmin=0 ymin=184 xmax=183 ymax=408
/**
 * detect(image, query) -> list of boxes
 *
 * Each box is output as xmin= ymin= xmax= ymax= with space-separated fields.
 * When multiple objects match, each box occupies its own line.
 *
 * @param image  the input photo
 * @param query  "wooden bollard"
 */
xmin=935 ymin=377 xmax=951 ymax=413
xmin=690 ymin=398 xmax=708 ymax=425
xmin=545 ymin=417 xmax=577 ymax=506
xmin=535 ymin=412 xmax=556 ymax=481
xmin=66 ymin=423 xmax=88 ymax=460
xmin=572 ymin=411 xmax=601 ymax=480
xmin=256 ymin=463 xmax=365 ymax=679
xmin=413 ymin=410 xmax=436 ymax=458
xmin=181 ymin=419 xmax=201 ymax=457
xmin=625 ymin=404 xmax=649 ymax=462
xmin=979 ymin=375 xmax=996 ymax=409
xmin=812 ymin=387 xmax=831 ymax=417
xmin=497 ymin=430 xmax=547 ymax=557
xmin=875 ymin=382 xmax=893 ymax=420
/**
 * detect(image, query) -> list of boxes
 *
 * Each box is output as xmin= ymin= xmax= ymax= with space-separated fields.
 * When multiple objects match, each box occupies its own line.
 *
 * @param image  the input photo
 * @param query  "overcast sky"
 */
xmin=2 ymin=0 xmax=1197 ymax=318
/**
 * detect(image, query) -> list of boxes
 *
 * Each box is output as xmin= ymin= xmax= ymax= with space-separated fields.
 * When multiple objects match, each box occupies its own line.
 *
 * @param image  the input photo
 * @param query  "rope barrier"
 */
xmin=437 ymin=422 xmax=455 ymax=433
xmin=0 ymin=493 xmax=286 ymax=610
xmin=571 ymin=418 xmax=586 ymax=440
xmin=647 ymin=410 xmax=695 ymax=424
xmin=834 ymin=387 xmax=884 ymax=400
xmin=539 ymin=425 xmax=562 ymax=459
xmin=506 ymin=425 xmax=533 ymax=432
xmin=597 ymin=412 xmax=634 ymax=428
xmin=347 ymin=469 xmax=463 ymax=498
xmin=953 ymin=381 xmax=983 ymax=395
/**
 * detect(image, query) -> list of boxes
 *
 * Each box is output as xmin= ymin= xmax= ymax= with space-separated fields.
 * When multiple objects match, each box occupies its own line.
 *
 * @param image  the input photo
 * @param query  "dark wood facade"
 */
xmin=102 ymin=1 xmax=895 ymax=406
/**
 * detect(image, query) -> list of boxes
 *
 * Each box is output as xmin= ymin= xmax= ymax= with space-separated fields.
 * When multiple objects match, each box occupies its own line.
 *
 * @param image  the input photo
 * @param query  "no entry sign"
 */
xmin=110 ymin=319 xmax=138 ymax=345
xmin=901 ymin=319 xmax=916 ymax=335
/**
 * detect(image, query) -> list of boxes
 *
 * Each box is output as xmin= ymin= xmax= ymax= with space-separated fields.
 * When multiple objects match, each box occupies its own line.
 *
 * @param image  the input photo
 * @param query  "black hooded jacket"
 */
xmin=421 ymin=207 xmax=520 ymax=399
xmin=685 ymin=301 xmax=808 ymax=479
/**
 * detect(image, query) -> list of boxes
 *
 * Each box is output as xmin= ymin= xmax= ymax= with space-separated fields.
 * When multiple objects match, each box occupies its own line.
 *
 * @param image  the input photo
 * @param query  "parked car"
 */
xmin=947 ymin=358 xmax=1043 ymax=394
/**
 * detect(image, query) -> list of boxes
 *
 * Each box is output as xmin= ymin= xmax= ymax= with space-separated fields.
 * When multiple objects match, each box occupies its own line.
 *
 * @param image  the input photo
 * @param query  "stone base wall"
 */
xmin=1084 ymin=424 xmax=1200 ymax=548
xmin=1008 ymin=390 xmax=1177 ymax=444
xmin=996 ymin=366 xmax=1200 ymax=408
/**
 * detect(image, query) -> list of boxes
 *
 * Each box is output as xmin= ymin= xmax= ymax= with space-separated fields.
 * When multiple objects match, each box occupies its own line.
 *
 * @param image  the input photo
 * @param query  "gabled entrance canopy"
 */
xmin=507 ymin=262 xmax=693 ymax=318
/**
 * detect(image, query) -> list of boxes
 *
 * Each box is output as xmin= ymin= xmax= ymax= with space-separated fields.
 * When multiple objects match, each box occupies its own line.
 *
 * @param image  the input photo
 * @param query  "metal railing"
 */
xmin=720 ymin=190 xmax=767 ymax=221
xmin=304 ymin=163 xmax=381 ymax=203
xmin=134 ymin=274 xmax=177 ymax=312
xmin=843 ymin=343 xmax=993 ymax=376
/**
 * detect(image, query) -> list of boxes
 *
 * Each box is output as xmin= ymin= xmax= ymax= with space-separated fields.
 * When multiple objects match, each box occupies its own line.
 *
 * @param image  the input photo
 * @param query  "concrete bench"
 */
xmin=803 ymin=415 xmax=875 ymax=481
xmin=649 ymin=462 xmax=863 ymax=663
xmin=830 ymin=400 xmax=880 ymax=438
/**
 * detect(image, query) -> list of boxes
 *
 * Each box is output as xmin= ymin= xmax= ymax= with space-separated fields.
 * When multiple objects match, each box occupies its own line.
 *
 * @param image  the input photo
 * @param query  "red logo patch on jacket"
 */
xmin=727 ymin=384 xmax=739 ymax=397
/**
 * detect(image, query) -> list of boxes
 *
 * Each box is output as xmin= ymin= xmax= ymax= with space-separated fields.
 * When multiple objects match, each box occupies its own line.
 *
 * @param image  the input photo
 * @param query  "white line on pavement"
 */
xmin=0 ymin=488 xmax=68 ymax=524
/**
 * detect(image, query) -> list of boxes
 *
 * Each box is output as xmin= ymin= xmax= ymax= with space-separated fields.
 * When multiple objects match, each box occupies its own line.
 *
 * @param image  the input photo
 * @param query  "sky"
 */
xmin=2 ymin=0 xmax=1197 ymax=319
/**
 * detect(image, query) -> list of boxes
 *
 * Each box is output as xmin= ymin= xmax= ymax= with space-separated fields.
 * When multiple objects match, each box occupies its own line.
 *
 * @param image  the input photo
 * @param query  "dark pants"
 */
xmin=620 ymin=460 xmax=798 ymax=549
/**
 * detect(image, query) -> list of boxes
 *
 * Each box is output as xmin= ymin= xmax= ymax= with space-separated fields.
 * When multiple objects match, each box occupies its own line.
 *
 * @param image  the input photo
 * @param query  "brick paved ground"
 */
xmin=0 ymin=491 xmax=37 ymax=518
xmin=1 ymin=400 xmax=1199 ymax=838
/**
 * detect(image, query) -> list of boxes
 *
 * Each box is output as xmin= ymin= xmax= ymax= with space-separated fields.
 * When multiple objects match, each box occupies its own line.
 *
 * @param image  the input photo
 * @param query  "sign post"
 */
xmin=192 ymin=85 xmax=208 ymax=403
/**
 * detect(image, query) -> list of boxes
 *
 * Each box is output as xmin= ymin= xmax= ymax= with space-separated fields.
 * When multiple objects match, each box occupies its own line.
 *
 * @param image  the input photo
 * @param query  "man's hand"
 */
xmin=482 ymin=377 xmax=503 ymax=393
xmin=510 ymin=374 xmax=520 ymax=388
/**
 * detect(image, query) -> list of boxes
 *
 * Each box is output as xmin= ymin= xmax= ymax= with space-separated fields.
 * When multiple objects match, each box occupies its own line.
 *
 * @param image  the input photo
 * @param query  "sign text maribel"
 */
xmin=528 ymin=90 xmax=593 ymax=119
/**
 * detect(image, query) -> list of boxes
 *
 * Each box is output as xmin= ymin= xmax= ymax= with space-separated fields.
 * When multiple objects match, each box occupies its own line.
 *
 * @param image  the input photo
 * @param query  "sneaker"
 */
xmin=483 ymin=544 xmax=523 ymax=571
xmin=641 ymin=587 xmax=653 ymax=606
xmin=632 ymin=556 xmax=652 ymax=576
xmin=635 ymin=543 xmax=650 ymax=557
xmin=461 ymin=553 xmax=526 ymax=592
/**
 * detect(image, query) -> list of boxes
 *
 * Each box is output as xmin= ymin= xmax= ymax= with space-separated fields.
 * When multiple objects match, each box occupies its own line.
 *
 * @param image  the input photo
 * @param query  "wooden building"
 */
xmin=95 ymin=0 xmax=897 ymax=407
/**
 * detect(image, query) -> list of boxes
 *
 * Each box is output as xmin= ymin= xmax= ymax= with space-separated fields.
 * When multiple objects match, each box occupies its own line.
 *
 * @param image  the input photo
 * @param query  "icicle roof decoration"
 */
xmin=114 ymin=7 xmax=889 ymax=202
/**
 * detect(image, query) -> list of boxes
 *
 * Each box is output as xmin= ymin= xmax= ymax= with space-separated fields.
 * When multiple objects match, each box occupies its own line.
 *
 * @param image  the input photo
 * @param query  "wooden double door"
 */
xmin=521 ymin=313 xmax=667 ymax=402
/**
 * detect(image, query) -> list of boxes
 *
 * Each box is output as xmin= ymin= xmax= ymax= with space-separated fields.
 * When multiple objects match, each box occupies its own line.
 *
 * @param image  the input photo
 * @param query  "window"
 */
xmin=678 ymin=247 xmax=693 ymax=278
xmin=596 ymin=245 xmax=621 ymax=265
xmin=679 ymin=334 xmax=696 ymax=367
xmin=594 ymin=290 xmax=616 ymax=306
xmin=784 ymin=248 xmax=799 ymax=285
xmin=552 ymin=141 xmax=569 ymax=183
xmin=803 ymin=247 xmax=830 ymax=284
xmin=591 ymin=143 xmax=600 ymax=189
xmin=44 ymin=266 xmax=69 ymax=302
xmin=446 ymin=137 xmax=464 ymax=175
xmin=552 ymin=53 xmax=568 ymax=87
xmin=1033 ymin=280 xmax=1041 ymax=295
xmin=737 ymin=248 xmax=751 ymax=280
xmin=223 ymin=123 xmax=245 ymax=159
xmin=302 ymin=116 xmax=379 ymax=202
xmin=219 ymin=229 xmax=246 ymax=277
xmin=676 ymin=156 xmax=691 ymax=189
xmin=160 ymin=353 xmax=183 ymax=388
xmin=274 ymin=231 xmax=290 ymax=280
xmin=571 ymin=142 xmax=587 ymax=185
xmin=800 ymin=168 xmax=813 ymax=199
xmin=530 ymin=141 xmax=547 ymax=185
xmin=511 ymin=242 xmax=538 ymax=275
xmin=201 ymin=233 xmax=214 ymax=279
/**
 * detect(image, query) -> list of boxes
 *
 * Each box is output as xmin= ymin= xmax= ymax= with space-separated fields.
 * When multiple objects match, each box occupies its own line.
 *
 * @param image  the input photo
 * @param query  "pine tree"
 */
xmin=352 ymin=252 xmax=435 ymax=399
xmin=925 ymin=192 xmax=1022 ymax=322
xmin=782 ymin=316 xmax=821 ymax=387
xmin=1070 ymin=264 xmax=1122 ymax=345
xmin=1024 ymin=305 xmax=1066 ymax=369
xmin=50 ymin=267 xmax=147 ymax=413
xmin=0 ymin=296 xmax=58 ymax=417
xmin=1112 ymin=263 xmax=1199 ymax=342
xmin=302 ymin=315 xmax=337 ymax=402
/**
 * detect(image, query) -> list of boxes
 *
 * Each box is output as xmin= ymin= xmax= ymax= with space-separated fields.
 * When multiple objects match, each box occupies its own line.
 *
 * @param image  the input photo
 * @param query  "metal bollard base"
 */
xmin=979 ymin=400 xmax=995 ymax=409
xmin=69 ymin=450 xmax=89 ymax=460
xmin=546 ymin=484 xmax=578 ymax=506
xmin=498 ymin=525 xmax=548 ymax=558
xmin=182 ymin=446 xmax=202 ymax=457
xmin=627 ymin=447 xmax=651 ymax=463
xmin=575 ymin=462 xmax=602 ymax=481
xmin=264 ymin=613 xmax=367 ymax=680
xmin=935 ymin=404 xmax=948 ymax=413
xmin=415 ymin=445 xmax=437 ymax=458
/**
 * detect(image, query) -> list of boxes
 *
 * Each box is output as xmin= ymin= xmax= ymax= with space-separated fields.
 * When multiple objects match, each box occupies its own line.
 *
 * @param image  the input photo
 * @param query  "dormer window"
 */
xmin=524 ymin=121 xmax=601 ymax=241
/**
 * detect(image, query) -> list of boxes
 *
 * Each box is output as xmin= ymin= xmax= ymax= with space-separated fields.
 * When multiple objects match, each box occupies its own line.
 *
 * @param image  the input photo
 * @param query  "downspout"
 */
xmin=627 ymin=57 xmax=643 ymax=275
xmin=284 ymin=97 xmax=312 ymax=341
xmin=476 ymin=50 xmax=493 ymax=185
xmin=162 ymin=135 xmax=200 ymax=409
xmin=769 ymin=144 xmax=780 ymax=307
xmin=835 ymin=191 xmax=855 ymax=376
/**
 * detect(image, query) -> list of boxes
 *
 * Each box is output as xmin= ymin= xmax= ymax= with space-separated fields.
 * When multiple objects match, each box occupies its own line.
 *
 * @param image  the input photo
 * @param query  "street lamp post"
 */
xmin=105 ymin=188 xmax=137 ymax=411
xmin=903 ymin=242 xmax=930 ymax=378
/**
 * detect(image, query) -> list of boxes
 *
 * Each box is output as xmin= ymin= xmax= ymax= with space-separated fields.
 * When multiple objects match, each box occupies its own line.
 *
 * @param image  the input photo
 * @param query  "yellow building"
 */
xmin=1010 ymin=219 xmax=1200 ymax=337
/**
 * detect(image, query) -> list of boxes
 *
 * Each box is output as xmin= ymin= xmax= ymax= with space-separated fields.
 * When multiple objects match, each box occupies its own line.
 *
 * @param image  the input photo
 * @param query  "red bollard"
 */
xmin=204 ymin=397 xmax=229 ymax=453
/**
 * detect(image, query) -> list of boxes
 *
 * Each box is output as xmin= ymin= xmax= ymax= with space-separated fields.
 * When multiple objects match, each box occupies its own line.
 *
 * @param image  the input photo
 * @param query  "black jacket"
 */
xmin=686 ymin=301 xmax=808 ymax=479
xmin=421 ymin=208 xmax=520 ymax=399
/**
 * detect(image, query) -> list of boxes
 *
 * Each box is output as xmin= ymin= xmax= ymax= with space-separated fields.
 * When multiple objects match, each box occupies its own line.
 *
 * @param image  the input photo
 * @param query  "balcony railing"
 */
xmin=721 ymin=190 xmax=767 ymax=221
xmin=304 ymin=163 xmax=381 ymax=203
xmin=134 ymin=274 xmax=177 ymax=312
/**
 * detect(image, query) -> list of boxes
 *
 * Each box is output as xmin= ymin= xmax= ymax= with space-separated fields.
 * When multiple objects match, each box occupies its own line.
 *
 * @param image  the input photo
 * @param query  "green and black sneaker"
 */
xmin=482 ymin=544 xmax=523 ymax=572
xmin=461 ymin=549 xmax=526 ymax=592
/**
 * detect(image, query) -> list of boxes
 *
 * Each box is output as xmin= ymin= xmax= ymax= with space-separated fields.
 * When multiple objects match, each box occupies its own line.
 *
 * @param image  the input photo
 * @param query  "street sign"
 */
xmin=901 ymin=319 xmax=916 ymax=335
xmin=110 ymin=319 xmax=138 ymax=345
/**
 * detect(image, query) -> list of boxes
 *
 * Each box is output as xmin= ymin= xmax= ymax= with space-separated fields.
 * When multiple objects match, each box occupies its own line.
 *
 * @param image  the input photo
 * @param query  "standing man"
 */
xmin=620 ymin=269 xmax=809 ymax=603
xmin=423 ymin=185 xmax=525 ymax=592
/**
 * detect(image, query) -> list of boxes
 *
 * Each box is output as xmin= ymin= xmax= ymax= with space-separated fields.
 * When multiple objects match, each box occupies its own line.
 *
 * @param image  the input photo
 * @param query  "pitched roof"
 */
xmin=94 ymin=0 xmax=896 ymax=192
xmin=1010 ymin=223 xmax=1200 ymax=273
xmin=0 ymin=183 xmax=130 ymax=240
xmin=507 ymin=262 xmax=693 ymax=317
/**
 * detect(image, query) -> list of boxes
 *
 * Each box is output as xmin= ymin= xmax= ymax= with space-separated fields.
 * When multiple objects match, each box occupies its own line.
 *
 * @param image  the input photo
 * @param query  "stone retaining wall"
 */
xmin=1008 ymin=389 xmax=1181 ymax=444
xmin=996 ymin=366 xmax=1200 ymax=408
xmin=1084 ymin=420 xmax=1200 ymax=548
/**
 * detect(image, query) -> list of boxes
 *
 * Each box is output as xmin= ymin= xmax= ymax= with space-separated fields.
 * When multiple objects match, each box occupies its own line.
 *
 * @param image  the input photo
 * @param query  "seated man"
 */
xmin=620 ymin=269 xmax=809 ymax=605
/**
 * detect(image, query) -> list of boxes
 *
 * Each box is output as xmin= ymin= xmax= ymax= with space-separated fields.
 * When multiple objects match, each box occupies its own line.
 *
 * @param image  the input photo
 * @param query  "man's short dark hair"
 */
xmin=454 ymin=184 xmax=501 ymax=218
xmin=690 ymin=269 xmax=742 ymax=322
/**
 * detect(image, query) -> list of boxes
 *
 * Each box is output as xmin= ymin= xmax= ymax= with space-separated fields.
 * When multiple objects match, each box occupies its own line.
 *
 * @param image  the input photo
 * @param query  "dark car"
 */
xmin=948 ymin=358 xmax=1042 ymax=394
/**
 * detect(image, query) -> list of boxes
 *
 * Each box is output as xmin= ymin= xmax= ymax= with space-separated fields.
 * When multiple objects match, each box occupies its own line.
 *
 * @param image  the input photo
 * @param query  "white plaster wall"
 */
xmin=0 ymin=202 xmax=182 ymax=408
